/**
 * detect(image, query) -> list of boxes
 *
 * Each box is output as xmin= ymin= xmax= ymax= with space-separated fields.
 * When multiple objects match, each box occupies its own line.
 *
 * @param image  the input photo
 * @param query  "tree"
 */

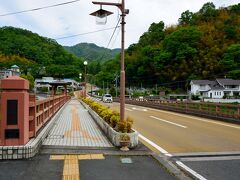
xmin=220 ymin=44 xmax=240 ymax=70
xmin=199 ymin=2 xmax=216 ymax=16
xmin=179 ymin=10 xmax=194 ymax=25
xmin=139 ymin=21 xmax=165 ymax=46
xmin=20 ymin=73 xmax=34 ymax=91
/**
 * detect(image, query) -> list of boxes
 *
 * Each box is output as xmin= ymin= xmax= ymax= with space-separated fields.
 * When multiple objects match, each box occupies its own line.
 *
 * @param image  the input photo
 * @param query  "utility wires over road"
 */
xmin=0 ymin=0 xmax=81 ymax=17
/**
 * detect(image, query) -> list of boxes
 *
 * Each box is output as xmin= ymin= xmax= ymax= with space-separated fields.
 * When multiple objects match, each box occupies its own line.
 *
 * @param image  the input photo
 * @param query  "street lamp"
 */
xmin=84 ymin=61 xmax=88 ymax=98
xmin=79 ymin=73 xmax=82 ymax=80
xmin=90 ymin=0 xmax=129 ymax=121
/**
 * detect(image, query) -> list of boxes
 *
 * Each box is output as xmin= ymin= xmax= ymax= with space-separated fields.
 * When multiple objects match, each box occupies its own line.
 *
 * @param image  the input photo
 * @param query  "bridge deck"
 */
xmin=43 ymin=99 xmax=113 ymax=147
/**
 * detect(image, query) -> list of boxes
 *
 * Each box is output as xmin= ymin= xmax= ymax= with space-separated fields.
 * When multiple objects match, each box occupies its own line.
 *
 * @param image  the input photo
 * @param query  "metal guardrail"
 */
xmin=114 ymin=98 xmax=240 ymax=123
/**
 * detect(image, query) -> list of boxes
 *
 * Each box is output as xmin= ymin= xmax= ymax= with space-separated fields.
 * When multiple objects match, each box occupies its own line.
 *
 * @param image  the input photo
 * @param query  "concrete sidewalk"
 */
xmin=43 ymin=99 xmax=112 ymax=148
xmin=40 ymin=98 xmax=188 ymax=179
xmin=0 ymin=98 xmax=189 ymax=180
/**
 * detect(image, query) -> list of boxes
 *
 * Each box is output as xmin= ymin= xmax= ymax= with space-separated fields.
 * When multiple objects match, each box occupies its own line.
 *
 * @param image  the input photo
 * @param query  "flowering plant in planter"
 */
xmin=82 ymin=98 xmax=133 ymax=131
xmin=119 ymin=133 xmax=130 ymax=151
xmin=81 ymin=98 xmax=138 ymax=148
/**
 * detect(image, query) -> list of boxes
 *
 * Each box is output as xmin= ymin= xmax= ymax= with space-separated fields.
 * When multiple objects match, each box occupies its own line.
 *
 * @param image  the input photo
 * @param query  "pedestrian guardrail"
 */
xmin=29 ymin=94 xmax=71 ymax=137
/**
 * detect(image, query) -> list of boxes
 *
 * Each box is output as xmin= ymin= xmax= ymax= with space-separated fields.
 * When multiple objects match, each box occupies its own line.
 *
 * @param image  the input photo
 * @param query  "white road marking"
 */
xmin=181 ymin=156 xmax=240 ymax=162
xmin=128 ymin=104 xmax=240 ymax=130
xmin=138 ymin=133 xmax=172 ymax=157
xmin=150 ymin=116 xmax=187 ymax=128
xmin=176 ymin=161 xmax=207 ymax=180
xmin=125 ymin=108 xmax=133 ymax=111
xmin=131 ymin=107 xmax=148 ymax=112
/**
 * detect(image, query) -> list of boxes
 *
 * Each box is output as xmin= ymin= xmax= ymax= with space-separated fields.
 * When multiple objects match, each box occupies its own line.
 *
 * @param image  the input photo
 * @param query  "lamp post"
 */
xmin=90 ymin=0 xmax=128 ymax=121
xmin=79 ymin=73 xmax=82 ymax=81
xmin=84 ymin=61 xmax=88 ymax=98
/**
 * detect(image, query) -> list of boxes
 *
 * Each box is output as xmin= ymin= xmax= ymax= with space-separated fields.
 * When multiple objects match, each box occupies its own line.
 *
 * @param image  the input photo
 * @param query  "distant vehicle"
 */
xmin=102 ymin=94 xmax=113 ymax=103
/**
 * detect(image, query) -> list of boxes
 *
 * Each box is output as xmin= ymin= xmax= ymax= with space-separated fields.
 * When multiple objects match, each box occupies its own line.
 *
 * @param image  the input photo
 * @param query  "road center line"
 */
xmin=176 ymin=161 xmax=207 ymax=180
xmin=148 ymin=108 xmax=240 ymax=130
xmin=125 ymin=108 xmax=133 ymax=111
xmin=126 ymin=104 xmax=240 ymax=130
xmin=150 ymin=116 xmax=187 ymax=128
xmin=132 ymin=107 xmax=148 ymax=112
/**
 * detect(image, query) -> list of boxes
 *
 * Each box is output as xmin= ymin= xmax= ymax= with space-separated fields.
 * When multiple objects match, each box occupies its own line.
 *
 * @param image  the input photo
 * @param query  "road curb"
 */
xmin=152 ymin=154 xmax=192 ymax=180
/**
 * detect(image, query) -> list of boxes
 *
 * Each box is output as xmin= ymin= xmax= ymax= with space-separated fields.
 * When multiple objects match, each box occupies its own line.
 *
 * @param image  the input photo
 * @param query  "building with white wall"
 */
xmin=0 ymin=65 xmax=21 ymax=79
xmin=190 ymin=79 xmax=240 ymax=98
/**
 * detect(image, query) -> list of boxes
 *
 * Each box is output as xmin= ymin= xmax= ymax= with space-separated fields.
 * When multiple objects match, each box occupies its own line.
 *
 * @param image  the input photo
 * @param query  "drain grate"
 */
xmin=120 ymin=158 xmax=133 ymax=164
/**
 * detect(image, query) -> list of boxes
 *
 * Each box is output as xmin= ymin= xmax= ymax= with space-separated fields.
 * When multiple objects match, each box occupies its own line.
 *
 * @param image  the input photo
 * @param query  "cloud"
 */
xmin=0 ymin=0 xmax=239 ymax=49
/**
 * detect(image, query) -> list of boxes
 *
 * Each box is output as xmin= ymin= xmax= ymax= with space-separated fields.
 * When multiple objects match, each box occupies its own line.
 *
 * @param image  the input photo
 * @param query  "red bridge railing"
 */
xmin=29 ymin=94 xmax=70 ymax=138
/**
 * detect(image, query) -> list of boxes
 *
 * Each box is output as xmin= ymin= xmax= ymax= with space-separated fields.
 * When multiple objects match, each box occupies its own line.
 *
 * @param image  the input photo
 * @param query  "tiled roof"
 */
xmin=209 ymin=84 xmax=225 ymax=90
xmin=216 ymin=79 xmax=240 ymax=85
xmin=191 ymin=80 xmax=215 ymax=85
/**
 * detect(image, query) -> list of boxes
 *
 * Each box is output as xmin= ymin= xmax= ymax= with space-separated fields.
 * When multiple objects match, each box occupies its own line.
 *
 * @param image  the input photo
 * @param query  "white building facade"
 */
xmin=190 ymin=79 xmax=240 ymax=98
xmin=0 ymin=65 xmax=21 ymax=79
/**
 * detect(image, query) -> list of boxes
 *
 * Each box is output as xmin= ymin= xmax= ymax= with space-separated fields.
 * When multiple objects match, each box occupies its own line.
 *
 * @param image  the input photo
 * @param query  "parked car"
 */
xmin=102 ymin=94 xmax=113 ymax=103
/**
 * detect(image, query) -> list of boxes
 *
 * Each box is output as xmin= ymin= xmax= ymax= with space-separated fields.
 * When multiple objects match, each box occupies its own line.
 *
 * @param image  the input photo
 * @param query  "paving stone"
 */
xmin=43 ymin=99 xmax=113 ymax=148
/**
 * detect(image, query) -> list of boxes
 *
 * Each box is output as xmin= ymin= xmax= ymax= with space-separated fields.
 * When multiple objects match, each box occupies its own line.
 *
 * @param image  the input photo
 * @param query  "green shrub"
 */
xmin=117 ymin=120 xmax=128 ymax=133
xmin=81 ymin=97 xmax=133 ymax=133
xmin=119 ymin=133 xmax=130 ymax=141
xmin=103 ymin=110 xmax=114 ymax=124
xmin=125 ymin=117 xmax=133 ymax=132
xmin=110 ymin=115 xmax=120 ymax=128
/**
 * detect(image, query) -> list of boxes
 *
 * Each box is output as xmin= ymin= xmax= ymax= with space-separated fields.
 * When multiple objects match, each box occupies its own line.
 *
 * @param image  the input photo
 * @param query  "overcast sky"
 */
xmin=0 ymin=0 xmax=239 ymax=49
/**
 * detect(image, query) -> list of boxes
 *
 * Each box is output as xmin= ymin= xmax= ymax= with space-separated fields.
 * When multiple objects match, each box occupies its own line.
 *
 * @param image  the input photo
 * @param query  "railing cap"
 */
xmin=0 ymin=76 xmax=29 ymax=90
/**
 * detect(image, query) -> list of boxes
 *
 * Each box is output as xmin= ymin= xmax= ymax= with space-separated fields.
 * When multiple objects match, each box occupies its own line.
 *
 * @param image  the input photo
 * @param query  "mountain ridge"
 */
xmin=64 ymin=42 xmax=121 ymax=62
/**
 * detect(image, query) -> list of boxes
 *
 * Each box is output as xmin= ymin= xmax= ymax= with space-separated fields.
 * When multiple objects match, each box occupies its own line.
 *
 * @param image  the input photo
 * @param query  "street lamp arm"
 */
xmin=92 ymin=1 xmax=123 ymax=11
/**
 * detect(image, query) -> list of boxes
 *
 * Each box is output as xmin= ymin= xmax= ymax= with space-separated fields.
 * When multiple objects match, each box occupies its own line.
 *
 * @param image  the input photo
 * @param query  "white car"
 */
xmin=102 ymin=94 xmax=113 ymax=103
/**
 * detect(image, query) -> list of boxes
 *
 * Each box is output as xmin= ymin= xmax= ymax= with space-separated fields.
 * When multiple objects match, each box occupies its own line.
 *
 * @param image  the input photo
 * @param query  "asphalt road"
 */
xmin=0 ymin=155 xmax=177 ymax=180
xmin=179 ymin=156 xmax=240 ymax=180
xmin=103 ymin=102 xmax=240 ymax=154
xmin=96 ymin=100 xmax=240 ymax=179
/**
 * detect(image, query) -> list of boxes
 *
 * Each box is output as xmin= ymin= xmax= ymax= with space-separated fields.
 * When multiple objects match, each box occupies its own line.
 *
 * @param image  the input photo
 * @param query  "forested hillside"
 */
xmin=0 ymin=27 xmax=83 ymax=78
xmin=94 ymin=2 xmax=240 ymax=89
xmin=124 ymin=2 xmax=240 ymax=87
xmin=64 ymin=43 xmax=120 ymax=62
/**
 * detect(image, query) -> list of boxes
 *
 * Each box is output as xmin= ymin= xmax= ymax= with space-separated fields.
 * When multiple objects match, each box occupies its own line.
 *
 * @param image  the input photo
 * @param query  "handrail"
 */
xmin=29 ymin=94 xmax=70 ymax=137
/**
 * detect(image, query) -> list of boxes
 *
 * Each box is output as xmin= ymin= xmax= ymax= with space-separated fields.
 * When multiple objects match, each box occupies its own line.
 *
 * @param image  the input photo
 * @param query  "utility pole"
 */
xmin=91 ymin=0 xmax=129 ymax=121
xmin=115 ymin=73 xmax=119 ymax=98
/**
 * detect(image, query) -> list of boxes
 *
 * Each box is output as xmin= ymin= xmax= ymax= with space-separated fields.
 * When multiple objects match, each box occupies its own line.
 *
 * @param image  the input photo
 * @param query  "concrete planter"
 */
xmin=80 ymin=100 xmax=138 ymax=148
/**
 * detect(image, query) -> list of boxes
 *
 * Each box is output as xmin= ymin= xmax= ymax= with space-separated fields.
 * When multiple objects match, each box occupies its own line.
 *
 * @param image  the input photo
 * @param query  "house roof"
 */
xmin=191 ymin=80 xmax=215 ymax=85
xmin=209 ymin=84 xmax=225 ymax=90
xmin=11 ymin=65 xmax=19 ymax=68
xmin=216 ymin=79 xmax=240 ymax=86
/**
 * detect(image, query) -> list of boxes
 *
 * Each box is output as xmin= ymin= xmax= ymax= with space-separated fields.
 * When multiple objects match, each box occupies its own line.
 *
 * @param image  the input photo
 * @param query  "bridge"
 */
xmin=1 ymin=77 xmax=240 ymax=180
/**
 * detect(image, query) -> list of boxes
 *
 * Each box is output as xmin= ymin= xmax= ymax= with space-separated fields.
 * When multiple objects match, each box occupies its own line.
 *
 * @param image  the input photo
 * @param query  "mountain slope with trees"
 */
xmin=64 ymin=43 xmax=120 ymax=62
xmin=93 ymin=2 xmax=240 ymax=90
xmin=0 ymin=27 xmax=83 ymax=78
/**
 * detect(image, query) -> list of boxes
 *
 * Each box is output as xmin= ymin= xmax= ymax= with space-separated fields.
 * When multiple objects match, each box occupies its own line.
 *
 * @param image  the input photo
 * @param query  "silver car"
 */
xmin=102 ymin=94 xmax=113 ymax=103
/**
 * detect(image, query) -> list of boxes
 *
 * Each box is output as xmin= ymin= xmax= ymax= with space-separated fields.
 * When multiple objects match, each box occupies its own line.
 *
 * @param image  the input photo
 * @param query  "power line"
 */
xmin=96 ymin=16 xmax=121 ymax=61
xmin=0 ymin=0 xmax=81 ymax=17
xmin=55 ymin=26 xmax=120 ymax=40
xmin=110 ymin=27 xmax=120 ymax=49
xmin=106 ymin=17 xmax=121 ymax=48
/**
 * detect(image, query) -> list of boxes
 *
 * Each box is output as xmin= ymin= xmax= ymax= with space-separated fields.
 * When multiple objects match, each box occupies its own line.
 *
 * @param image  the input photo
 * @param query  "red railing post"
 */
xmin=0 ymin=76 xmax=30 ymax=146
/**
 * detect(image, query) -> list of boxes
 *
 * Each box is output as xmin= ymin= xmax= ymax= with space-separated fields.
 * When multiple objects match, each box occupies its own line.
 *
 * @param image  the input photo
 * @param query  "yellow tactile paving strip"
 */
xmin=64 ymin=106 xmax=100 ymax=141
xmin=50 ymin=154 xmax=105 ymax=180
xmin=43 ymin=99 xmax=112 ymax=147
